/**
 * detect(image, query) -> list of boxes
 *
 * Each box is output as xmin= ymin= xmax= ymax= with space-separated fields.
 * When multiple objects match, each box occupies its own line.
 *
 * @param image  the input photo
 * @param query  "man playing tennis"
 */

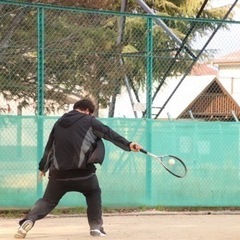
xmin=14 ymin=98 xmax=142 ymax=239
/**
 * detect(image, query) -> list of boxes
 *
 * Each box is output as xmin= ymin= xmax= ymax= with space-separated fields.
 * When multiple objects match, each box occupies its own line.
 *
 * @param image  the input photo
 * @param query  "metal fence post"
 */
xmin=37 ymin=7 xmax=45 ymax=197
xmin=146 ymin=17 xmax=153 ymax=201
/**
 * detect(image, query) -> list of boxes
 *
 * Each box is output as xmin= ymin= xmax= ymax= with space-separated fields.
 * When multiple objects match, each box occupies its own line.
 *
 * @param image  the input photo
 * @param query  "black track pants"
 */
xmin=19 ymin=174 xmax=103 ymax=230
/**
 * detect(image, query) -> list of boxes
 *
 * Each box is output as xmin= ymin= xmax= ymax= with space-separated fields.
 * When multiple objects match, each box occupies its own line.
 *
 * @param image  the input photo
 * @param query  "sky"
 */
xmin=211 ymin=0 xmax=236 ymax=7
xmin=211 ymin=0 xmax=240 ymax=20
xmin=192 ymin=0 xmax=240 ymax=57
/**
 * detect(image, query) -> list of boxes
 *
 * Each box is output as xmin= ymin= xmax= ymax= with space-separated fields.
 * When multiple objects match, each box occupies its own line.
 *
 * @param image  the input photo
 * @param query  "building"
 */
xmin=114 ymin=51 xmax=240 ymax=121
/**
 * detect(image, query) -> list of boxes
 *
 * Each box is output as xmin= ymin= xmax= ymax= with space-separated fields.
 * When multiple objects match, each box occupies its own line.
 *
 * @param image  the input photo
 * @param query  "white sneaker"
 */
xmin=90 ymin=228 xmax=107 ymax=237
xmin=14 ymin=220 xmax=33 ymax=239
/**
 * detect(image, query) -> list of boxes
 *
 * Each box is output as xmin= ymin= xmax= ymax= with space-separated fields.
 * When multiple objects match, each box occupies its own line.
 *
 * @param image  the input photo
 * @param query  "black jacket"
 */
xmin=38 ymin=110 xmax=131 ymax=179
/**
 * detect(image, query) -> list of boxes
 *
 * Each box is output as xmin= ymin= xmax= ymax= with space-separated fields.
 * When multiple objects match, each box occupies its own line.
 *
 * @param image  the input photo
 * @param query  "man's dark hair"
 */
xmin=73 ymin=99 xmax=95 ymax=114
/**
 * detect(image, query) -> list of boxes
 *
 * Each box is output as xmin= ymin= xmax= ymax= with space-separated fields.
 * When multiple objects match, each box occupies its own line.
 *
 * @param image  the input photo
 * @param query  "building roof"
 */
xmin=177 ymin=78 xmax=240 ymax=120
xmin=189 ymin=63 xmax=218 ymax=76
xmin=153 ymin=75 xmax=217 ymax=119
xmin=213 ymin=50 xmax=240 ymax=65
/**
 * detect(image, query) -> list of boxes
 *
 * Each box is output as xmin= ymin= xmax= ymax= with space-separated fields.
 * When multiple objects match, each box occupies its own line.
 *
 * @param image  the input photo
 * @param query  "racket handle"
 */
xmin=140 ymin=148 xmax=147 ymax=154
xmin=132 ymin=144 xmax=147 ymax=154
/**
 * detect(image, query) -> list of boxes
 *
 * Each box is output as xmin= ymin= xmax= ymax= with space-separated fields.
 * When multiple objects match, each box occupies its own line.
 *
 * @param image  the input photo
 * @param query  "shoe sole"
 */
xmin=90 ymin=229 xmax=106 ymax=237
xmin=14 ymin=230 xmax=26 ymax=239
xmin=14 ymin=220 xmax=33 ymax=239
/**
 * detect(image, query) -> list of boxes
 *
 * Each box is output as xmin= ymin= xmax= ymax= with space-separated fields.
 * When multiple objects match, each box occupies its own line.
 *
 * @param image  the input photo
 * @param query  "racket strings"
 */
xmin=161 ymin=156 xmax=186 ymax=177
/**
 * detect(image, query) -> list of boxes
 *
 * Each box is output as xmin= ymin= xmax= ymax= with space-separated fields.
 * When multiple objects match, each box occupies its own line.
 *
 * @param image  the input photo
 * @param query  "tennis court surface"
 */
xmin=1 ymin=211 xmax=240 ymax=239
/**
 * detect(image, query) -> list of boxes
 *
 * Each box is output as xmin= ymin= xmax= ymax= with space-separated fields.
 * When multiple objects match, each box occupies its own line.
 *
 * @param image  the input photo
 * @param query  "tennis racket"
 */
xmin=140 ymin=149 xmax=187 ymax=178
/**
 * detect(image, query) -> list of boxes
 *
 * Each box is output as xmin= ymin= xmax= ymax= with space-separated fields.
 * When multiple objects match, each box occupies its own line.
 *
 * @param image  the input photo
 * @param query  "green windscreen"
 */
xmin=0 ymin=116 xmax=240 ymax=208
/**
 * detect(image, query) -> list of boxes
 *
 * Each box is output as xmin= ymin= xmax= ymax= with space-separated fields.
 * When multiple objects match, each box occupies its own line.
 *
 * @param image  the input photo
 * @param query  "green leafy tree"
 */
xmin=0 ymin=0 xmax=234 ymax=116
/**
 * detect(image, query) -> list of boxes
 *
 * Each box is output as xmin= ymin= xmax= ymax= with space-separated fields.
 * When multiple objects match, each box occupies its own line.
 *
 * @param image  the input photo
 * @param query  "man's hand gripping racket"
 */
xmin=133 ymin=144 xmax=187 ymax=178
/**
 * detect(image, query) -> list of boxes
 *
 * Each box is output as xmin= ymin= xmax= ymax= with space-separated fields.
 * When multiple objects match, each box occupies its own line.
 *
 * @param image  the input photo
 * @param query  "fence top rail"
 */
xmin=1 ymin=0 xmax=240 ymax=24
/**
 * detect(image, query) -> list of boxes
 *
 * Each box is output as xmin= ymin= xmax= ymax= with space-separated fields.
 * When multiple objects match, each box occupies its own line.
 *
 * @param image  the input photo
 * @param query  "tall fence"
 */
xmin=1 ymin=1 xmax=240 ymax=119
xmin=1 ymin=117 xmax=240 ymax=208
xmin=1 ymin=1 xmax=240 ymax=208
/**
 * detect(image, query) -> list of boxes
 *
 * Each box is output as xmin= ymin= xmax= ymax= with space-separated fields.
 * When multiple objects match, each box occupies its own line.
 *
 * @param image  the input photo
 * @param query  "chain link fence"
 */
xmin=1 ymin=1 xmax=240 ymax=208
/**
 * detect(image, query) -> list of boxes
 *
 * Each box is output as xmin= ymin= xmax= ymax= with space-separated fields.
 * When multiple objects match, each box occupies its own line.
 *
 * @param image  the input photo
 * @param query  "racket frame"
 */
xmin=140 ymin=149 xmax=187 ymax=178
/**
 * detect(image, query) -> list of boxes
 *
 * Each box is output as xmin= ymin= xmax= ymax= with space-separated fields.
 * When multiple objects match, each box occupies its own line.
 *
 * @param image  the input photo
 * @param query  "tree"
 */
xmin=0 ymin=3 xmax=129 ymax=115
xmin=0 ymin=0 xmax=234 ymax=116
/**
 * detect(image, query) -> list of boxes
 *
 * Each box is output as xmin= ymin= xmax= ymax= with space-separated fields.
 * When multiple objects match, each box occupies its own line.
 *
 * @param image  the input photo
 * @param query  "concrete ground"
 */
xmin=1 ymin=211 xmax=240 ymax=240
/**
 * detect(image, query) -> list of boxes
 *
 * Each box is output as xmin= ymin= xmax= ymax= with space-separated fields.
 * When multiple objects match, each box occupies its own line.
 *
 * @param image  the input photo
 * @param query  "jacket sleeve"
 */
xmin=91 ymin=117 xmax=131 ymax=151
xmin=38 ymin=128 xmax=54 ymax=172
